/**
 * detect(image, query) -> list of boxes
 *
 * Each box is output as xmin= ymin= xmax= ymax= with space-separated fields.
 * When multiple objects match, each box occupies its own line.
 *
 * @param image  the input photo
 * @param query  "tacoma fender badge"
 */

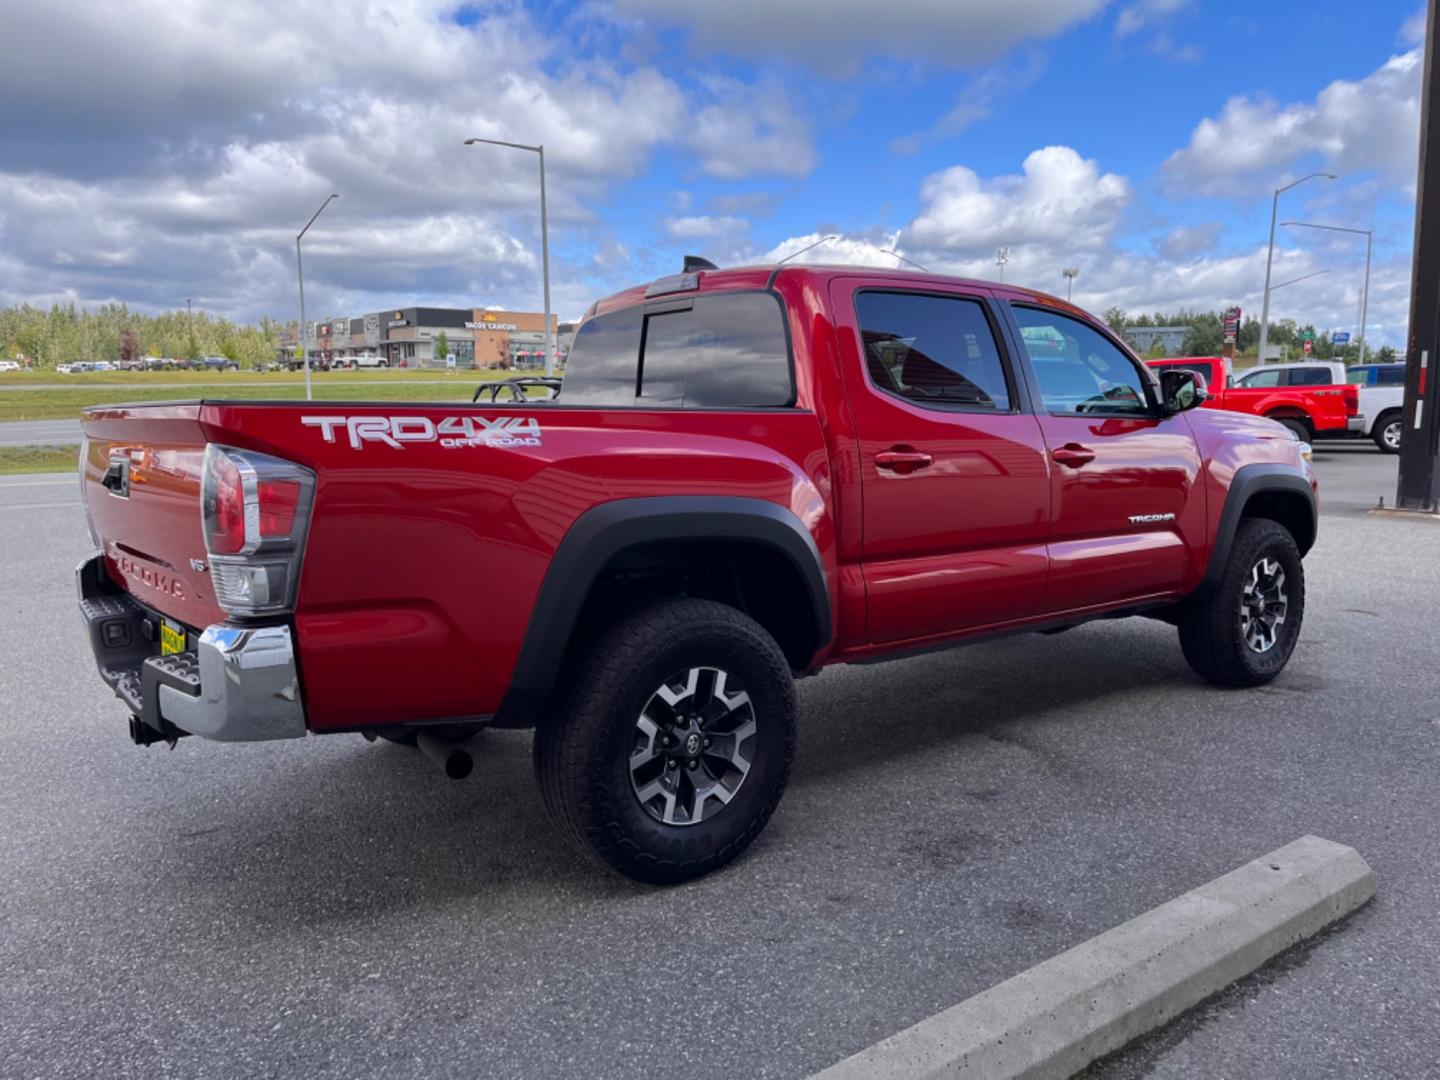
xmin=1128 ymin=512 xmax=1177 ymax=524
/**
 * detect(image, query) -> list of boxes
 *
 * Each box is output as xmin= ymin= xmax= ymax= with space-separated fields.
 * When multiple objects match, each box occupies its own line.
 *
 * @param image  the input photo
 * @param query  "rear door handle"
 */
xmin=875 ymin=448 xmax=934 ymax=475
xmin=1051 ymin=443 xmax=1096 ymax=467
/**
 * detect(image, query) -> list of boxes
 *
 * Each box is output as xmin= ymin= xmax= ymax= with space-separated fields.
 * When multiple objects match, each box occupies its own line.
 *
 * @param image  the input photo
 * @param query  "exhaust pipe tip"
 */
xmin=415 ymin=730 xmax=474 ymax=780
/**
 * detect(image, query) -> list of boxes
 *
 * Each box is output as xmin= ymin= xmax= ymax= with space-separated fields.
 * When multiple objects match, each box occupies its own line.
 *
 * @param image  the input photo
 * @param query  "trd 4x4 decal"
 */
xmin=302 ymin=415 xmax=542 ymax=449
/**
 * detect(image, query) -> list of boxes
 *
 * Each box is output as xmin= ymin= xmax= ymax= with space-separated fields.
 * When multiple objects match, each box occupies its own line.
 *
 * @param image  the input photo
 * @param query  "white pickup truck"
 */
xmin=1237 ymin=361 xmax=1405 ymax=453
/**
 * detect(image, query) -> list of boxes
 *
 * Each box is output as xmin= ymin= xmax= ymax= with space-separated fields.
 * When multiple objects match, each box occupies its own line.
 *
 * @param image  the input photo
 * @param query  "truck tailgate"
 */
xmin=81 ymin=404 xmax=225 ymax=629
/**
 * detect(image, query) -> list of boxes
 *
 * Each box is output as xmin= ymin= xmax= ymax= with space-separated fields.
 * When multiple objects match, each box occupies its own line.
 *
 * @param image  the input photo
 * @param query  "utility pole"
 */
xmin=1397 ymin=0 xmax=1440 ymax=511
xmin=1279 ymin=221 xmax=1371 ymax=365
xmin=464 ymin=138 xmax=554 ymax=376
xmin=296 ymin=193 xmax=339 ymax=401
xmin=1258 ymin=172 xmax=1336 ymax=365
xmin=186 ymin=297 xmax=194 ymax=359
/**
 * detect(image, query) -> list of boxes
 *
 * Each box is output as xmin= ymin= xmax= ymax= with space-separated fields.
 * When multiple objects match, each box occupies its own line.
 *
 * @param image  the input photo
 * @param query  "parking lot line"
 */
xmin=0 ymin=501 xmax=78 ymax=511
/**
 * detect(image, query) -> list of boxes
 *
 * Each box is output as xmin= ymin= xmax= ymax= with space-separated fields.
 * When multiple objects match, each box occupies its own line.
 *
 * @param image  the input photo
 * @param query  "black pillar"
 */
xmin=1398 ymin=0 xmax=1440 ymax=510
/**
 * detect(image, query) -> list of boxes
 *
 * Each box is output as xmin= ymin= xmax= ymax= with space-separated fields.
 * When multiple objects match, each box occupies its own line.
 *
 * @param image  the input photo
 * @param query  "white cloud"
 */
xmin=665 ymin=215 xmax=750 ymax=241
xmin=1401 ymin=8 xmax=1427 ymax=45
xmin=611 ymin=0 xmax=1109 ymax=71
xmin=906 ymin=146 xmax=1130 ymax=256
xmin=1163 ymin=49 xmax=1422 ymax=197
xmin=1158 ymin=223 xmax=1223 ymax=260
xmin=891 ymin=53 xmax=1047 ymax=154
xmin=1115 ymin=0 xmax=1190 ymax=37
xmin=760 ymin=232 xmax=903 ymax=267
xmin=687 ymin=79 xmax=816 ymax=179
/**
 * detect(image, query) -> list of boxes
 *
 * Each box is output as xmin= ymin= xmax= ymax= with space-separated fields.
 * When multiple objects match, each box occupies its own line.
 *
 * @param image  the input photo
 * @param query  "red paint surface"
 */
xmin=82 ymin=269 xmax=1315 ymax=732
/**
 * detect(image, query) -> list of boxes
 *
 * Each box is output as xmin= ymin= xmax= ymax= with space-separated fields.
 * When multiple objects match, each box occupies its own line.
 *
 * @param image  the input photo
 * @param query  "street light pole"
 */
xmin=296 ymin=193 xmax=339 ymax=402
xmin=1280 ymin=220 xmax=1372 ymax=362
xmin=1062 ymin=267 xmax=1078 ymax=302
xmin=996 ymin=246 xmax=1010 ymax=283
xmin=1258 ymin=173 xmax=1336 ymax=366
xmin=464 ymin=137 xmax=554 ymax=377
xmin=186 ymin=297 xmax=194 ymax=360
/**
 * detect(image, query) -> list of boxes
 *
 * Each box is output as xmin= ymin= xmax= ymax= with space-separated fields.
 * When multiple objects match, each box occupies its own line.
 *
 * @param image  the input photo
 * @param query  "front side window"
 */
xmin=1011 ymin=306 xmax=1150 ymax=416
xmin=1347 ymin=367 xmax=1372 ymax=385
xmin=854 ymin=291 xmax=1011 ymax=411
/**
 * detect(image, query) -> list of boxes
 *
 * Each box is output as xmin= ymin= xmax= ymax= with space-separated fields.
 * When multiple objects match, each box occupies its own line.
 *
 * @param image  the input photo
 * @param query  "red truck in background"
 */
xmin=1145 ymin=356 xmax=1358 ymax=443
xmin=78 ymin=264 xmax=1318 ymax=883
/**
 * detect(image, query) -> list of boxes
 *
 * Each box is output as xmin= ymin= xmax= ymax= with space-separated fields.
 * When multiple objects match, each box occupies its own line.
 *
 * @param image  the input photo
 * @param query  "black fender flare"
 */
xmin=497 ymin=496 xmax=831 ymax=727
xmin=1205 ymin=463 xmax=1316 ymax=584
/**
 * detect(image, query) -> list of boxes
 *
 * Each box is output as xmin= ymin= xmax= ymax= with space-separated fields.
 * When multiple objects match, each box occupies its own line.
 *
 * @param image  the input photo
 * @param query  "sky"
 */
xmin=0 ymin=0 xmax=1428 ymax=343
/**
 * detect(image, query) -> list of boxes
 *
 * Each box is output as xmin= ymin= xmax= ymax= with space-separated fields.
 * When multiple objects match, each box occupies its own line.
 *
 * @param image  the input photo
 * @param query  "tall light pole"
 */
xmin=1062 ymin=267 xmax=1079 ymax=302
xmin=186 ymin=297 xmax=194 ymax=360
xmin=1258 ymin=172 xmax=1337 ymax=365
xmin=1280 ymin=221 xmax=1372 ymax=362
xmin=296 ymin=193 xmax=339 ymax=401
xmin=464 ymin=138 xmax=553 ymax=376
xmin=996 ymin=246 xmax=1011 ymax=283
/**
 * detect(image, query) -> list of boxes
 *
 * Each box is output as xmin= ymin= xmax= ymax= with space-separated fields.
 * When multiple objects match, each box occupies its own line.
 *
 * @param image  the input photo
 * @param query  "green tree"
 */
xmin=435 ymin=330 xmax=450 ymax=365
xmin=1377 ymin=345 xmax=1399 ymax=363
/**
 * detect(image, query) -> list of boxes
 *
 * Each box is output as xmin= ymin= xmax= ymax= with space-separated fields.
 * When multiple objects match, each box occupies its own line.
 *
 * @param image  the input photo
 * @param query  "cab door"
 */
xmin=1000 ymin=302 xmax=1205 ymax=614
xmin=829 ymin=279 xmax=1052 ymax=643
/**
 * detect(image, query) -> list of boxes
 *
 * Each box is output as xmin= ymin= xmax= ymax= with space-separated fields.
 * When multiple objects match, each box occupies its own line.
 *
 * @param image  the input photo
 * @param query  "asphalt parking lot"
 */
xmin=2 ymin=444 xmax=1438 ymax=1079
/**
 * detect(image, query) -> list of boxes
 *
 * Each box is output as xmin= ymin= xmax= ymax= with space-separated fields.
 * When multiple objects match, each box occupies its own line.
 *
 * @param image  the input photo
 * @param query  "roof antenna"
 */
xmin=775 ymin=234 xmax=839 ymax=266
xmin=886 ymin=249 xmax=930 ymax=272
xmin=683 ymin=255 xmax=719 ymax=272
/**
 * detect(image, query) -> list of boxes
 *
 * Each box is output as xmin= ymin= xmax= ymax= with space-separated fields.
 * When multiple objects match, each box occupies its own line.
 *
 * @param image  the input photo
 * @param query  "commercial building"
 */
xmin=1124 ymin=326 xmax=1188 ymax=356
xmin=288 ymin=307 xmax=561 ymax=369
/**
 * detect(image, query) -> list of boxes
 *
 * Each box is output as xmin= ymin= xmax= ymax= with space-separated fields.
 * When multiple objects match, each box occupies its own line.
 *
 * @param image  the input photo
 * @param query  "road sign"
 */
xmin=1304 ymin=340 xmax=1313 ymax=354
xmin=446 ymin=353 xmax=456 ymax=368
xmin=1333 ymin=332 xmax=1351 ymax=345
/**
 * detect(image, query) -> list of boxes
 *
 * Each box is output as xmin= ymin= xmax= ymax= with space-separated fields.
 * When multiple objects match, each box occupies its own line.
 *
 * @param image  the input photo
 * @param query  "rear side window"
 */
xmin=1377 ymin=364 xmax=1406 ymax=386
xmin=854 ymin=291 xmax=1011 ymax=411
xmin=560 ymin=292 xmax=792 ymax=408
xmin=1289 ymin=367 xmax=1333 ymax=386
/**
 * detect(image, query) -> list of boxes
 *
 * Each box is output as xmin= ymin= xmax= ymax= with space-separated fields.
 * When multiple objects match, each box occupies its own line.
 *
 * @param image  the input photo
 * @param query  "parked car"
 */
xmin=92 ymin=361 xmax=115 ymax=372
xmin=199 ymin=355 xmax=240 ymax=372
xmin=1347 ymin=363 xmax=1407 ymax=453
xmin=1146 ymin=356 xmax=1358 ymax=443
xmin=0 ymin=360 xmax=21 ymax=373
xmin=78 ymin=263 xmax=1317 ymax=883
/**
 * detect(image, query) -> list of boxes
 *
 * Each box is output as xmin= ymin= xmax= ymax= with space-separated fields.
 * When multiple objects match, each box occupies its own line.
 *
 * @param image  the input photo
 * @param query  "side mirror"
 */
xmin=1159 ymin=369 xmax=1207 ymax=414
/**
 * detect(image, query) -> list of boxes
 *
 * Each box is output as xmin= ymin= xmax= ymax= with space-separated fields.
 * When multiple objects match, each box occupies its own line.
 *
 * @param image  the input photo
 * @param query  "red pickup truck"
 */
xmin=78 ymin=265 xmax=1317 ymax=883
xmin=1145 ymin=356 xmax=1358 ymax=442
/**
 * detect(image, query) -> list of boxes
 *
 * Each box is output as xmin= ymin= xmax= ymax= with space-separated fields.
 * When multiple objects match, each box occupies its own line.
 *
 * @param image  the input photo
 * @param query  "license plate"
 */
xmin=160 ymin=619 xmax=186 ymax=656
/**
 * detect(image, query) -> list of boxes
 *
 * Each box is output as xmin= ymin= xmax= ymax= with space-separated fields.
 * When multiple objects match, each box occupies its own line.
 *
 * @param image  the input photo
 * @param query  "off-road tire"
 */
xmin=534 ymin=598 xmax=797 ymax=884
xmin=1179 ymin=518 xmax=1304 ymax=688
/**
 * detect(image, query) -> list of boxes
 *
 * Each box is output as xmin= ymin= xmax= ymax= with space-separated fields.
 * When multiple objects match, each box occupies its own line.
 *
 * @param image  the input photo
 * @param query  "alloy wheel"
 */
xmin=1240 ymin=557 xmax=1289 ymax=654
xmin=629 ymin=666 xmax=757 ymax=827
xmin=1383 ymin=420 xmax=1403 ymax=452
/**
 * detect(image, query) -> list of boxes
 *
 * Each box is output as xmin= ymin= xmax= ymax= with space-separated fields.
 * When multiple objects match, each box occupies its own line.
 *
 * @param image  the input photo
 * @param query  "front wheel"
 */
xmin=1178 ymin=518 xmax=1305 ymax=687
xmin=535 ymin=598 xmax=796 ymax=884
xmin=1374 ymin=412 xmax=1403 ymax=454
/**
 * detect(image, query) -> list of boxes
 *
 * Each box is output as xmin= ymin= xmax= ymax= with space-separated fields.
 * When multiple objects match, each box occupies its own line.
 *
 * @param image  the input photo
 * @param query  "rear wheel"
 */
xmin=1374 ymin=412 xmax=1403 ymax=454
xmin=535 ymin=598 xmax=796 ymax=884
xmin=1178 ymin=518 xmax=1304 ymax=688
xmin=1273 ymin=417 xmax=1312 ymax=444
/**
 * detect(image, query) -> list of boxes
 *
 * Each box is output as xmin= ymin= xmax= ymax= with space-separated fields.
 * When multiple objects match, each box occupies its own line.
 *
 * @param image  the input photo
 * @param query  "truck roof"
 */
xmin=587 ymin=263 xmax=1083 ymax=319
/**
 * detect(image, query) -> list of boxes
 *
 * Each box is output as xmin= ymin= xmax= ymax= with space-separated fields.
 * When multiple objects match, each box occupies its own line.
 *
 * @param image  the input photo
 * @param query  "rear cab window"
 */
xmin=560 ymin=292 xmax=793 ymax=408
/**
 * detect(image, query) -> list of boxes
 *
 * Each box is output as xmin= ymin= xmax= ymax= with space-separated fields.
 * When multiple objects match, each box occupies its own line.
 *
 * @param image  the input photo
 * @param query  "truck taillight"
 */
xmin=201 ymin=445 xmax=316 ymax=618
xmin=1343 ymin=385 xmax=1360 ymax=417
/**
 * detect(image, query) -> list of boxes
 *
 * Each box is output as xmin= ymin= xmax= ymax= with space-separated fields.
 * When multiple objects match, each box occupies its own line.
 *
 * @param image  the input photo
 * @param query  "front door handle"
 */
xmin=875 ymin=448 xmax=934 ymax=475
xmin=1051 ymin=443 xmax=1096 ymax=468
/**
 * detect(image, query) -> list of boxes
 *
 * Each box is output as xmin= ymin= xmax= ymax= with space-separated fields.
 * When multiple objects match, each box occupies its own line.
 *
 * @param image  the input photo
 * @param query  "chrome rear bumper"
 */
xmin=77 ymin=553 xmax=306 ymax=742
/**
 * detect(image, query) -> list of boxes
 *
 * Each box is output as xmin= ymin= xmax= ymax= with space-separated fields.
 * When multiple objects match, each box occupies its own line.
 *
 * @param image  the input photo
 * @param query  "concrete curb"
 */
xmin=809 ymin=835 xmax=1375 ymax=1080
